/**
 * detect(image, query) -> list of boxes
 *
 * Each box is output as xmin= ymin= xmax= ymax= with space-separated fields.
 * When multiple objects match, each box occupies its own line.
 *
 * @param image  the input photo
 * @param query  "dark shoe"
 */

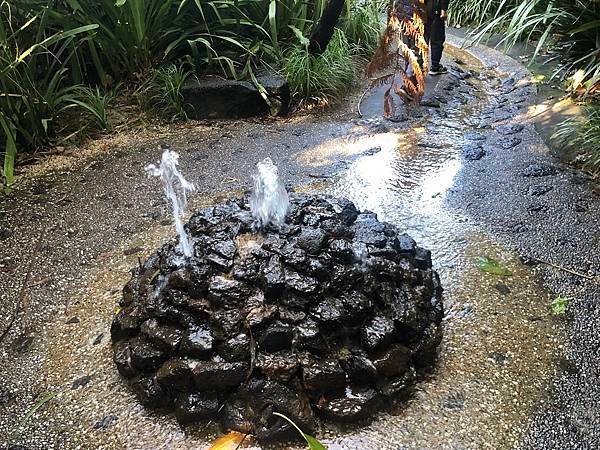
xmin=429 ymin=64 xmax=448 ymax=75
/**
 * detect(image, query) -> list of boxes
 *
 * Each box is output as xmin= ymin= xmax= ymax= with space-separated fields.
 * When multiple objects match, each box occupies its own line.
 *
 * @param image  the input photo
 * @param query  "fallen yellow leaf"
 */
xmin=207 ymin=431 xmax=246 ymax=450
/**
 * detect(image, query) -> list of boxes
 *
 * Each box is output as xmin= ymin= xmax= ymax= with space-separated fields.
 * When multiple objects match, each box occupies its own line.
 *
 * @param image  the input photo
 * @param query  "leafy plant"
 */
xmin=342 ymin=0 xmax=384 ymax=56
xmin=140 ymin=65 xmax=192 ymax=122
xmin=283 ymin=28 xmax=355 ymax=100
xmin=550 ymin=295 xmax=570 ymax=315
xmin=466 ymin=0 xmax=600 ymax=96
xmin=553 ymin=105 xmax=600 ymax=175
xmin=72 ymin=86 xmax=115 ymax=131
xmin=0 ymin=0 xmax=98 ymax=192
xmin=474 ymin=256 xmax=512 ymax=276
xmin=273 ymin=412 xmax=327 ymax=450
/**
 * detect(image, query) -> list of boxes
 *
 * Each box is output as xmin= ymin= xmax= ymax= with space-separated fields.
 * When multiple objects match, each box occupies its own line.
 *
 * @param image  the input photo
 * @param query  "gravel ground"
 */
xmin=0 ymin=34 xmax=597 ymax=450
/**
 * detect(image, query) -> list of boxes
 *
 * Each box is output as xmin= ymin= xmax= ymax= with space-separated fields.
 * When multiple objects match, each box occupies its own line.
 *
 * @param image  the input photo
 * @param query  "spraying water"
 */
xmin=250 ymin=157 xmax=290 ymax=229
xmin=146 ymin=150 xmax=196 ymax=257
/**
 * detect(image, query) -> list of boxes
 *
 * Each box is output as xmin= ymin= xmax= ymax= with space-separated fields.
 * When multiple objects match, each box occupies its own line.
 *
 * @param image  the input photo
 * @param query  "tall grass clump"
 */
xmin=141 ymin=65 xmax=192 ymax=122
xmin=553 ymin=106 xmax=600 ymax=175
xmin=73 ymin=87 xmax=115 ymax=131
xmin=283 ymin=29 xmax=355 ymax=100
xmin=448 ymin=0 xmax=516 ymax=27
xmin=467 ymin=0 xmax=600 ymax=96
xmin=342 ymin=0 xmax=385 ymax=56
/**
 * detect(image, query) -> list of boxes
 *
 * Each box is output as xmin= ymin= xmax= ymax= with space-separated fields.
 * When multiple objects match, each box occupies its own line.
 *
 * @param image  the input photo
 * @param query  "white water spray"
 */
xmin=250 ymin=157 xmax=290 ymax=229
xmin=146 ymin=150 xmax=196 ymax=257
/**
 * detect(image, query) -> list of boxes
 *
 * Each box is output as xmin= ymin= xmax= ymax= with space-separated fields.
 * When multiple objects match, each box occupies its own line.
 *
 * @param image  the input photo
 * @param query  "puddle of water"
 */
xmin=33 ymin=57 xmax=561 ymax=450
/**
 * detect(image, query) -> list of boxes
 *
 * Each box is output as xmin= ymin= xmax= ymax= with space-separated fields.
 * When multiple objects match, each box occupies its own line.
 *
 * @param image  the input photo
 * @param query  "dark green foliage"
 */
xmin=455 ymin=0 xmax=600 ymax=96
xmin=283 ymin=29 xmax=355 ymax=100
xmin=554 ymin=105 xmax=600 ymax=175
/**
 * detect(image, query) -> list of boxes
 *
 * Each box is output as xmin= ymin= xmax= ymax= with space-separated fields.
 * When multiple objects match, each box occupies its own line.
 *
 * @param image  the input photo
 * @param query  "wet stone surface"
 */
xmin=111 ymin=193 xmax=443 ymax=442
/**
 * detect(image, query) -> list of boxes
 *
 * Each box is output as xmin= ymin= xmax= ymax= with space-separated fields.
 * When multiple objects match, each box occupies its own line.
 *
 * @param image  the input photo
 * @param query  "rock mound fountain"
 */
xmin=111 ymin=156 xmax=443 ymax=443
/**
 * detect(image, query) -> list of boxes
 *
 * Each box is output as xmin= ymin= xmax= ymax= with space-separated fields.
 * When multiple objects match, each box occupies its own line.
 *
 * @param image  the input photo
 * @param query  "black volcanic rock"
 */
xmin=111 ymin=193 xmax=443 ymax=443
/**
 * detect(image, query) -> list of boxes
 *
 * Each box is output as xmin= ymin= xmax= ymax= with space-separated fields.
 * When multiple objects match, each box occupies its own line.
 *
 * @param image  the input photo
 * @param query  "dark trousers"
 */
xmin=425 ymin=14 xmax=446 ymax=68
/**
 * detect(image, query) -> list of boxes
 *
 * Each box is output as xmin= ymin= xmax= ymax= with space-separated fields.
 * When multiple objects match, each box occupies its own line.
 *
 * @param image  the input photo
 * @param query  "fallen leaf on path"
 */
xmin=474 ymin=256 xmax=512 ymax=276
xmin=207 ymin=431 xmax=246 ymax=450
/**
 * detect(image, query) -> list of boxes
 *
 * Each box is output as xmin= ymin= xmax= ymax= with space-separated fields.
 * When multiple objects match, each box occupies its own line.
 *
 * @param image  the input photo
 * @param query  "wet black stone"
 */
xmin=263 ymin=255 xmax=285 ymax=293
xmin=396 ymin=233 xmax=417 ymax=255
xmin=362 ymin=316 xmax=395 ymax=350
xmin=521 ymin=163 xmax=558 ymax=177
xmin=341 ymin=351 xmax=377 ymax=386
xmin=93 ymin=414 xmax=118 ymax=429
xmin=113 ymin=341 xmax=137 ymax=378
xmin=462 ymin=144 xmax=486 ymax=161
xmin=302 ymin=359 xmax=346 ymax=392
xmin=175 ymin=391 xmax=219 ymax=424
xmin=180 ymin=325 xmax=213 ymax=357
xmin=141 ymin=319 xmax=182 ymax=352
xmin=316 ymin=387 xmax=381 ymax=422
xmin=156 ymin=358 xmax=193 ymax=391
xmin=296 ymin=228 xmax=327 ymax=255
xmin=294 ymin=318 xmax=327 ymax=353
xmin=414 ymin=247 xmax=432 ymax=270
xmin=220 ymin=333 xmax=251 ymax=362
xmin=256 ymin=351 xmax=299 ymax=382
xmin=65 ymin=316 xmax=80 ymax=324
xmin=259 ymin=321 xmax=293 ymax=352
xmin=192 ymin=361 xmax=248 ymax=391
xmin=131 ymin=376 xmax=171 ymax=408
xmin=373 ymin=344 xmax=411 ymax=377
xmin=528 ymin=184 xmax=553 ymax=196
xmin=130 ymin=337 xmax=168 ymax=372
xmin=488 ymin=351 xmax=508 ymax=365
xmin=93 ymin=333 xmax=104 ymax=345
xmin=284 ymin=270 xmax=318 ymax=294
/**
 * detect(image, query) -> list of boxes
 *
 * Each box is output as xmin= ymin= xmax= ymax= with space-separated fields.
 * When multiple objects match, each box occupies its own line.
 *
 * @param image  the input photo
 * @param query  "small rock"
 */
xmin=528 ymin=185 xmax=553 ymax=196
xmin=0 ymin=386 xmax=15 ymax=405
xmin=442 ymin=392 xmax=465 ymax=410
xmin=141 ymin=319 xmax=183 ymax=352
xmin=93 ymin=414 xmax=118 ymax=430
xmin=72 ymin=375 xmax=92 ymax=390
xmin=464 ymin=132 xmax=486 ymax=141
xmin=175 ymin=392 xmax=219 ymax=424
xmin=93 ymin=333 xmax=104 ymax=345
xmin=192 ymin=361 xmax=248 ymax=391
xmin=129 ymin=337 xmax=169 ymax=372
xmin=316 ymin=387 xmax=381 ymax=422
xmin=462 ymin=144 xmax=486 ymax=160
xmin=179 ymin=325 xmax=213 ymax=357
xmin=499 ymin=136 xmax=522 ymax=149
xmin=66 ymin=316 xmax=80 ymax=324
xmin=494 ymin=283 xmax=511 ymax=295
xmin=258 ymin=321 xmax=293 ymax=352
xmin=0 ymin=227 xmax=12 ymax=241
xmin=488 ymin=351 xmax=508 ymax=365
xmin=296 ymin=228 xmax=327 ymax=255
xmin=341 ymin=352 xmax=377 ymax=385
xmin=373 ymin=344 xmax=411 ymax=377
xmin=123 ymin=246 xmax=144 ymax=256
xmin=496 ymin=124 xmax=524 ymax=135
xmin=302 ymin=359 xmax=346 ymax=392
xmin=521 ymin=163 xmax=557 ymax=177
xmin=361 ymin=316 xmax=395 ymax=350
xmin=156 ymin=358 xmax=193 ymax=391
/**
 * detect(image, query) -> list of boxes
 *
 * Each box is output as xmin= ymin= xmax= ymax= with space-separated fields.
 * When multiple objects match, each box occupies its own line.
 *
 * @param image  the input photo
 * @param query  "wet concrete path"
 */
xmin=0 ymin=36 xmax=598 ymax=449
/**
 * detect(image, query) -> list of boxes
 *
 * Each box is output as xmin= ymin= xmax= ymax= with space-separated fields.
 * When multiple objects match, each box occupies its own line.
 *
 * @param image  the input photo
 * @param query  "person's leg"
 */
xmin=429 ymin=14 xmax=446 ymax=71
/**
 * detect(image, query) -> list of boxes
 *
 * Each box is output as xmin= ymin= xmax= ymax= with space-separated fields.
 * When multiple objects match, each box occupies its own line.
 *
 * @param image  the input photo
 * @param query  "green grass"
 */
xmin=553 ymin=105 xmax=600 ymax=175
xmin=140 ymin=65 xmax=192 ymax=122
xmin=283 ymin=28 xmax=355 ymax=100
xmin=342 ymin=0 xmax=384 ymax=56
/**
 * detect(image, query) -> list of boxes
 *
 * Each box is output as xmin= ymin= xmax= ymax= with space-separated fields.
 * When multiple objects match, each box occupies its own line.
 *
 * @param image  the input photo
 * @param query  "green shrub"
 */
xmin=342 ymin=0 xmax=385 ymax=56
xmin=72 ymin=86 xmax=115 ymax=131
xmin=553 ymin=105 xmax=600 ymax=175
xmin=140 ymin=65 xmax=192 ymax=122
xmin=466 ymin=0 xmax=600 ymax=96
xmin=283 ymin=29 xmax=355 ymax=100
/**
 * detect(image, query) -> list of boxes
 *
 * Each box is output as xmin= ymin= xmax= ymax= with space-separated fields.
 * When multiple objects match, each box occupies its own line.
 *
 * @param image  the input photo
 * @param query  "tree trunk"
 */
xmin=308 ymin=0 xmax=346 ymax=55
